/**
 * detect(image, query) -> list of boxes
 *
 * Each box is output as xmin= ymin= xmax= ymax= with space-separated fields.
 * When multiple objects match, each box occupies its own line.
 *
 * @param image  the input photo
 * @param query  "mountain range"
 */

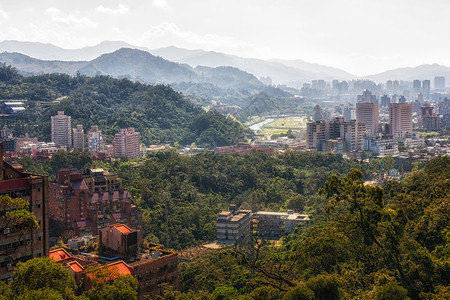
xmin=0 ymin=49 xmax=265 ymax=92
xmin=1 ymin=40 xmax=450 ymax=86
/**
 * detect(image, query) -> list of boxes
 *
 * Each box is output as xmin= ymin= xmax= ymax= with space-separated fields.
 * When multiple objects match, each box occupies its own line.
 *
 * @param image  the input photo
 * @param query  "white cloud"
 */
xmin=95 ymin=4 xmax=130 ymax=15
xmin=152 ymin=0 xmax=168 ymax=8
xmin=0 ymin=9 xmax=8 ymax=20
xmin=138 ymin=22 xmax=261 ymax=55
xmin=44 ymin=7 xmax=97 ymax=29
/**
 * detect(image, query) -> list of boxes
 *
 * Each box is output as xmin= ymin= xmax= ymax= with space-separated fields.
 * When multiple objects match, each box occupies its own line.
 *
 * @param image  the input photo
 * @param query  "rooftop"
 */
xmin=113 ymin=224 xmax=132 ymax=234
xmin=49 ymin=248 xmax=72 ymax=262
xmin=67 ymin=261 xmax=84 ymax=273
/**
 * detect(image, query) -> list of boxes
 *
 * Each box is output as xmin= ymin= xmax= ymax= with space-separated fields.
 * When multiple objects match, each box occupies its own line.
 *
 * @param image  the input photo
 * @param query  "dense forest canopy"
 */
xmin=0 ymin=64 xmax=246 ymax=146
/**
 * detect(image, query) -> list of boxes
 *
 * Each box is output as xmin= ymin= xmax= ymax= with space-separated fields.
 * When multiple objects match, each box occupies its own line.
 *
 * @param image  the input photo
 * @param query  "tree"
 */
xmin=11 ymin=257 xmax=76 ymax=298
xmin=81 ymin=265 xmax=138 ymax=300
xmin=282 ymin=285 xmax=314 ymax=300
xmin=0 ymin=195 xmax=39 ymax=260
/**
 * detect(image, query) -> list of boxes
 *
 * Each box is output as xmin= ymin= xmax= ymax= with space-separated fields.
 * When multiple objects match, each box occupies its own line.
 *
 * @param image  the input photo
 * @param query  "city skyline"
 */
xmin=1 ymin=0 xmax=450 ymax=76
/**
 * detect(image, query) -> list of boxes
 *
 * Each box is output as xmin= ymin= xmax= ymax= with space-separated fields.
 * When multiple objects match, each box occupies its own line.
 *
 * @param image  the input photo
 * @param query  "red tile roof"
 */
xmin=67 ymin=261 xmax=84 ymax=273
xmin=49 ymin=248 xmax=71 ymax=262
xmin=113 ymin=224 xmax=132 ymax=234
xmin=108 ymin=261 xmax=133 ymax=275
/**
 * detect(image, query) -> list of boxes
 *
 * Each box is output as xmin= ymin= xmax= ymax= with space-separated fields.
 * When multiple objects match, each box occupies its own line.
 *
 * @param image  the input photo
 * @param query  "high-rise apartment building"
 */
xmin=306 ymin=117 xmax=366 ymax=152
xmin=113 ymin=128 xmax=141 ymax=158
xmin=413 ymin=80 xmax=422 ymax=92
xmin=51 ymin=111 xmax=71 ymax=151
xmin=434 ymin=76 xmax=445 ymax=92
xmin=422 ymin=80 xmax=430 ymax=99
xmin=389 ymin=103 xmax=412 ymax=135
xmin=356 ymin=102 xmax=379 ymax=135
xmin=0 ymin=143 xmax=49 ymax=281
xmin=87 ymin=125 xmax=103 ymax=153
xmin=72 ymin=124 xmax=84 ymax=151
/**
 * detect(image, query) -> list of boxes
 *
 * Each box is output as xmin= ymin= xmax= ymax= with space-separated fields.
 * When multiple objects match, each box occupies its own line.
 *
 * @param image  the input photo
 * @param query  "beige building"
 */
xmin=253 ymin=211 xmax=310 ymax=238
xmin=216 ymin=205 xmax=252 ymax=246
xmin=389 ymin=103 xmax=412 ymax=135
xmin=356 ymin=102 xmax=379 ymax=135
xmin=72 ymin=124 xmax=84 ymax=151
xmin=306 ymin=117 xmax=366 ymax=152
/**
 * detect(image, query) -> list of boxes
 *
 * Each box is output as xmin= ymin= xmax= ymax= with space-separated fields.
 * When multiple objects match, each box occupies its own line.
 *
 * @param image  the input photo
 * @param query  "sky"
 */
xmin=0 ymin=0 xmax=450 ymax=76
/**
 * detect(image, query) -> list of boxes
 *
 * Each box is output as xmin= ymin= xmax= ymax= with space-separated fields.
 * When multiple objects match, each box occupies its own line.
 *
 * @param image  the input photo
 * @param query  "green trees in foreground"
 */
xmin=0 ymin=257 xmax=138 ymax=300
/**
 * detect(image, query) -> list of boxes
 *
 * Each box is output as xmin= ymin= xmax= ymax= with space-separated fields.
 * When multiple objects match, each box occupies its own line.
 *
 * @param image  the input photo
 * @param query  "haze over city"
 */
xmin=1 ymin=0 xmax=450 ymax=75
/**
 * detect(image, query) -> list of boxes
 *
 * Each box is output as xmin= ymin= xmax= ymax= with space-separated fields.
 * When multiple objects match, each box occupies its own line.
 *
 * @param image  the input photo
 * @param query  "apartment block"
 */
xmin=113 ymin=128 xmax=141 ymax=159
xmin=216 ymin=205 xmax=252 ymax=246
xmin=389 ymin=103 xmax=412 ymax=135
xmin=253 ymin=211 xmax=310 ymax=239
xmin=306 ymin=117 xmax=366 ymax=152
xmin=0 ymin=143 xmax=49 ymax=282
xmin=72 ymin=124 xmax=84 ymax=151
xmin=51 ymin=111 xmax=71 ymax=151
xmin=356 ymin=102 xmax=379 ymax=135
xmin=87 ymin=125 xmax=103 ymax=153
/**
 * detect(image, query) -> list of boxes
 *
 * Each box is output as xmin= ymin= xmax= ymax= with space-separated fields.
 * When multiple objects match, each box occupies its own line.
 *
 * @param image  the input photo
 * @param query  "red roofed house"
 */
xmin=0 ymin=142 xmax=49 ymax=282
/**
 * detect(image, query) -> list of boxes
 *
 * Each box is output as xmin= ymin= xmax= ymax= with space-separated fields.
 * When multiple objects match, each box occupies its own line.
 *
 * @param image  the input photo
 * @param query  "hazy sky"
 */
xmin=1 ymin=0 xmax=449 ymax=76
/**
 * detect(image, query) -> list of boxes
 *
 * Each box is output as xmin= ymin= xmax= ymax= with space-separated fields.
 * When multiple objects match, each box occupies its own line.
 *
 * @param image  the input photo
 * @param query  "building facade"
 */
xmin=49 ymin=168 xmax=142 ymax=235
xmin=51 ymin=111 xmax=71 ymax=150
xmin=253 ymin=211 xmax=310 ymax=238
xmin=72 ymin=124 xmax=84 ymax=151
xmin=389 ymin=103 xmax=412 ymax=135
xmin=87 ymin=125 xmax=103 ymax=153
xmin=356 ymin=102 xmax=379 ymax=135
xmin=0 ymin=143 xmax=49 ymax=282
xmin=216 ymin=205 xmax=252 ymax=246
xmin=306 ymin=117 xmax=366 ymax=152
xmin=113 ymin=128 xmax=141 ymax=158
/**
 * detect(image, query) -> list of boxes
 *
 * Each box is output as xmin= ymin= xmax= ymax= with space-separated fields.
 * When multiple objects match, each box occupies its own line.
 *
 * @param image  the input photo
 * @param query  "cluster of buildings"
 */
xmin=305 ymin=89 xmax=450 ymax=156
xmin=49 ymin=168 xmax=143 ymax=235
xmin=0 ymin=111 xmax=142 ymax=159
xmin=216 ymin=205 xmax=310 ymax=246
xmin=0 ymin=140 xmax=177 ymax=296
xmin=49 ymin=224 xmax=178 ymax=296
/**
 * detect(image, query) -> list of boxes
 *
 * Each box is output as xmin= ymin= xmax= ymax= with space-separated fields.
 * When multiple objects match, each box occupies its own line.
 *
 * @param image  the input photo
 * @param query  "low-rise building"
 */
xmin=363 ymin=135 xmax=399 ymax=156
xmin=253 ymin=211 xmax=310 ymax=239
xmin=216 ymin=205 xmax=252 ymax=246
xmin=50 ymin=224 xmax=178 ymax=297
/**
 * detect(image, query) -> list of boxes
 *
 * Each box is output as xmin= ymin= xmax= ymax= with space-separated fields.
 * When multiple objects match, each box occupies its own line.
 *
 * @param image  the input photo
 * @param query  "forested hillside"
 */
xmin=169 ymin=156 xmax=449 ymax=299
xmin=0 ymin=65 xmax=245 ymax=146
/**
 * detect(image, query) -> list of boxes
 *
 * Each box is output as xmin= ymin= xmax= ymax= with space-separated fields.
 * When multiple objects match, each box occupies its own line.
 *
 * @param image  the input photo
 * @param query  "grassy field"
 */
xmin=258 ymin=117 xmax=307 ymax=136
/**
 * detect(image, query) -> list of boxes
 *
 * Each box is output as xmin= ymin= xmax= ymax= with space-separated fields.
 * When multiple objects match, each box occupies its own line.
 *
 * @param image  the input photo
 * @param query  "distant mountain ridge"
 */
xmin=0 ymin=41 xmax=356 ymax=86
xmin=0 ymin=40 xmax=148 ymax=61
xmin=0 ymin=49 xmax=266 ymax=95
xmin=150 ymin=46 xmax=356 ymax=85
xmin=363 ymin=63 xmax=450 ymax=84
xmin=2 ymin=40 xmax=450 ymax=85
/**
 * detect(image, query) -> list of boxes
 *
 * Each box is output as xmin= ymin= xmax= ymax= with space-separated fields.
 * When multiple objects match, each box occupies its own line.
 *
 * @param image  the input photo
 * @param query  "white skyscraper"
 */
xmin=51 ymin=111 xmax=71 ymax=150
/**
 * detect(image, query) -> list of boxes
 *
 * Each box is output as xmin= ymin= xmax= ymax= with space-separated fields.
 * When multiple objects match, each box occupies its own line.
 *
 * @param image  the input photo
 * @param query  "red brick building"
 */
xmin=49 ymin=169 xmax=142 ymax=235
xmin=0 ymin=142 xmax=49 ymax=282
